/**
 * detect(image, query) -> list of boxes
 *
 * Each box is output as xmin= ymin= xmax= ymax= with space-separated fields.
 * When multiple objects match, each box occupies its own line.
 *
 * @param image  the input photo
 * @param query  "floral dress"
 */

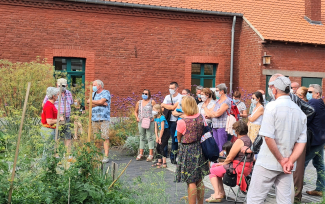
xmin=175 ymin=114 xmax=209 ymax=184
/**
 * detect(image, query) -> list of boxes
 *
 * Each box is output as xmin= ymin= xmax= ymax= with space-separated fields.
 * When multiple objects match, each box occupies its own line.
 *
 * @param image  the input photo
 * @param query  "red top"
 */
xmin=41 ymin=101 xmax=57 ymax=129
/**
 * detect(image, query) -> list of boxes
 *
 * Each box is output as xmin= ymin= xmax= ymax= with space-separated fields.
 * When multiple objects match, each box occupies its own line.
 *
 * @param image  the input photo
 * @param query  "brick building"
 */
xmin=1 ymin=0 xmax=325 ymax=103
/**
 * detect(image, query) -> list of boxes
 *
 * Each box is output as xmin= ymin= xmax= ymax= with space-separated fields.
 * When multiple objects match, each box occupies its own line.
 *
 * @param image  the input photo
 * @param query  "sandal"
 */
xmin=152 ymin=162 xmax=162 ymax=167
xmin=136 ymin=154 xmax=144 ymax=161
xmin=146 ymin=155 xmax=154 ymax=162
xmin=205 ymin=196 xmax=223 ymax=203
xmin=157 ymin=163 xmax=167 ymax=168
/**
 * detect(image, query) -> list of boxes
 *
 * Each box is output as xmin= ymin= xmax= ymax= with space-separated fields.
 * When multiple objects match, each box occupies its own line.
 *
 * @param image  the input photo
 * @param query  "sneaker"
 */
xmin=102 ymin=156 xmax=109 ymax=163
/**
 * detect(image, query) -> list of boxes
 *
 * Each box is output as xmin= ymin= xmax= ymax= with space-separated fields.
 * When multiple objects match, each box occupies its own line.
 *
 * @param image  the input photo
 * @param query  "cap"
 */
xmin=269 ymin=76 xmax=291 ymax=92
xmin=57 ymin=78 xmax=67 ymax=86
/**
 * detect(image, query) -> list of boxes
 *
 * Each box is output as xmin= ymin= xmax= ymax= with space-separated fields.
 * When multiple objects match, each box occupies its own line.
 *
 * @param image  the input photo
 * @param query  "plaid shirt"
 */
xmin=212 ymin=97 xmax=231 ymax=129
xmin=43 ymin=90 xmax=73 ymax=117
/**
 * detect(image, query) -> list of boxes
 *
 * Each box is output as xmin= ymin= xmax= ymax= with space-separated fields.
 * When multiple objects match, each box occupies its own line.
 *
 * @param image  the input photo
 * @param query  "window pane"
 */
xmin=54 ymin=58 xmax=67 ymax=71
xmin=191 ymin=64 xmax=201 ymax=75
xmin=71 ymin=75 xmax=83 ymax=87
xmin=191 ymin=78 xmax=201 ymax=94
xmin=71 ymin=59 xmax=83 ymax=71
xmin=204 ymin=79 xmax=213 ymax=88
xmin=204 ymin=64 xmax=213 ymax=75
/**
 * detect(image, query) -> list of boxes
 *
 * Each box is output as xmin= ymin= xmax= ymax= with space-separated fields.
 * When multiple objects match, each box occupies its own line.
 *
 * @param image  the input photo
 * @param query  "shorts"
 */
xmin=59 ymin=117 xmax=72 ymax=140
xmin=92 ymin=120 xmax=110 ymax=140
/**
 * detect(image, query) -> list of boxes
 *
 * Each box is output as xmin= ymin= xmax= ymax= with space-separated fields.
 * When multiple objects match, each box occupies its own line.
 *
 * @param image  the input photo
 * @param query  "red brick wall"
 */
xmin=233 ymin=19 xmax=263 ymax=100
xmin=0 ymin=0 xmax=234 ymax=101
xmin=262 ymin=42 xmax=325 ymax=94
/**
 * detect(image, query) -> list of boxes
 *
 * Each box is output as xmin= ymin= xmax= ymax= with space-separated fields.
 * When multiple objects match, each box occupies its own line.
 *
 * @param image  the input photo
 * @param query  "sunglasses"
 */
xmin=308 ymin=91 xmax=313 ymax=94
xmin=142 ymin=93 xmax=148 ymax=95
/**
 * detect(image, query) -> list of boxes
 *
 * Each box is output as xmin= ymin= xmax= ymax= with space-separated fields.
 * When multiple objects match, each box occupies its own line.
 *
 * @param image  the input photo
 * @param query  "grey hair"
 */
xmin=94 ymin=79 xmax=104 ymax=88
xmin=310 ymin=84 xmax=322 ymax=96
xmin=46 ymin=87 xmax=60 ymax=99
xmin=217 ymin=83 xmax=228 ymax=94
xmin=196 ymin=85 xmax=203 ymax=91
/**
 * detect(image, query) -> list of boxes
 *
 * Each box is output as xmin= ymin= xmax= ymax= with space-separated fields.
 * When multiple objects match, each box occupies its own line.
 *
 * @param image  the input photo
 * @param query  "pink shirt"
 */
xmin=176 ymin=113 xmax=208 ymax=135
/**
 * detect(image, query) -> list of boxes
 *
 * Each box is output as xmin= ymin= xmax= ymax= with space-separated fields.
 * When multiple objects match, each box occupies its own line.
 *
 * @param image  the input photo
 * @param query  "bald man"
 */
xmin=291 ymin=82 xmax=300 ymax=94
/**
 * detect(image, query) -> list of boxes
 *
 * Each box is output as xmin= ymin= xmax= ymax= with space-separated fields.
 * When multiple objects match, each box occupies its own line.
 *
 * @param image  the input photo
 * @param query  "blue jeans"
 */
xmin=304 ymin=144 xmax=325 ymax=191
xmin=164 ymin=121 xmax=178 ymax=160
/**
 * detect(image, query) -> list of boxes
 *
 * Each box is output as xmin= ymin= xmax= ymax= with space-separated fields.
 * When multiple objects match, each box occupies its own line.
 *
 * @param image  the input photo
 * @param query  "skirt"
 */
xmin=175 ymin=141 xmax=209 ymax=184
xmin=248 ymin=123 xmax=261 ymax=143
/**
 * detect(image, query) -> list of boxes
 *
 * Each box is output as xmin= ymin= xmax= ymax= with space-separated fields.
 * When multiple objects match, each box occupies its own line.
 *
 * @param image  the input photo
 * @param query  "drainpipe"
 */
xmin=229 ymin=16 xmax=236 ymax=94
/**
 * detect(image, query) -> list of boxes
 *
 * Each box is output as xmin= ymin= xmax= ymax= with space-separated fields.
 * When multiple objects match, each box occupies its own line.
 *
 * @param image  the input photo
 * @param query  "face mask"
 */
xmin=152 ymin=111 xmax=158 ymax=116
xmin=233 ymin=130 xmax=237 ymax=137
xmin=61 ymin=87 xmax=66 ymax=92
xmin=268 ymin=87 xmax=275 ymax=100
xmin=142 ymin=94 xmax=148 ymax=100
xmin=233 ymin=99 xmax=239 ymax=103
xmin=306 ymin=92 xmax=313 ymax=101
xmin=251 ymin=99 xmax=257 ymax=104
xmin=169 ymin=89 xmax=175 ymax=95
xmin=93 ymin=86 xmax=98 ymax=92
xmin=197 ymin=94 xmax=201 ymax=99
xmin=215 ymin=91 xmax=221 ymax=98
xmin=262 ymin=95 xmax=266 ymax=101
xmin=201 ymin=95 xmax=207 ymax=102
xmin=290 ymin=89 xmax=294 ymax=94
xmin=74 ymin=102 xmax=78 ymax=106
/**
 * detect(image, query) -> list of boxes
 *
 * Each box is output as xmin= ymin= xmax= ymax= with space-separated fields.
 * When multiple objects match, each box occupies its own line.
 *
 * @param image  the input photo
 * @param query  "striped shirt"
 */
xmin=43 ymin=90 xmax=73 ymax=117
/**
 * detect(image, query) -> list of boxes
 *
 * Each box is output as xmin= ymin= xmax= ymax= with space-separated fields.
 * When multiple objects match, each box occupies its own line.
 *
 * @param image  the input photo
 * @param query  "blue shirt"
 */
xmin=307 ymin=99 xmax=325 ymax=146
xmin=154 ymin=115 xmax=169 ymax=130
xmin=91 ymin=90 xmax=111 ymax=121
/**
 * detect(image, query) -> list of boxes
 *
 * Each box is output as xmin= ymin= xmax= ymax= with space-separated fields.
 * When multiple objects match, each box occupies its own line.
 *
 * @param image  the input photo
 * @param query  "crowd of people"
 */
xmin=40 ymin=75 xmax=325 ymax=204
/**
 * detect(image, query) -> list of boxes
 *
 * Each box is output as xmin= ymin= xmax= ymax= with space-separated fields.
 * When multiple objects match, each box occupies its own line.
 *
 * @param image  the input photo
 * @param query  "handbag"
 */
xmin=200 ymin=125 xmax=219 ymax=162
xmin=140 ymin=100 xmax=151 ymax=129
xmin=223 ymin=156 xmax=245 ymax=187
xmin=163 ymin=94 xmax=173 ymax=122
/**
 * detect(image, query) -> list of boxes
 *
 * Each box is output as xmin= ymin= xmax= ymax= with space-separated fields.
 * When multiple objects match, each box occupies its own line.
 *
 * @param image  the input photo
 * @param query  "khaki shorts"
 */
xmin=92 ymin=121 xmax=110 ymax=140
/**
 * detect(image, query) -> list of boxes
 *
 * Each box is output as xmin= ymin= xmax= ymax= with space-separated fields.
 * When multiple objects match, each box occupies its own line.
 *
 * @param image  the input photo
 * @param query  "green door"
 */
xmin=301 ymin=77 xmax=322 ymax=88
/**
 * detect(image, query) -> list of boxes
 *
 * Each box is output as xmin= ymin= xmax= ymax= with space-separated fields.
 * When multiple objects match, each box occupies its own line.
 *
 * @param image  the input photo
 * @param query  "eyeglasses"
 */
xmin=308 ymin=91 xmax=313 ymax=94
xmin=142 ymin=93 xmax=148 ymax=95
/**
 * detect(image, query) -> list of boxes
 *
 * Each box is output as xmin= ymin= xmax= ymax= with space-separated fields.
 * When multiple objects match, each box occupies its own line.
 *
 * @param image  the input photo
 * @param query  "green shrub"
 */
xmin=123 ymin=136 xmax=149 ymax=156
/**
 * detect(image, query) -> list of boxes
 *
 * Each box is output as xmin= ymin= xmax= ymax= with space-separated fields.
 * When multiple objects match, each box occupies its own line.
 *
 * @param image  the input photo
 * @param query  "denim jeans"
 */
xmin=164 ymin=121 xmax=178 ymax=160
xmin=304 ymin=144 xmax=325 ymax=192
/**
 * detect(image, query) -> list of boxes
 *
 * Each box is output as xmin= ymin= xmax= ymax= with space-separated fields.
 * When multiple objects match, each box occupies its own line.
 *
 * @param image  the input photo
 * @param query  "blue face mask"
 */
xmin=197 ymin=94 xmax=201 ymax=99
xmin=93 ymin=86 xmax=98 ymax=92
xmin=142 ymin=94 xmax=148 ymax=100
xmin=233 ymin=99 xmax=239 ymax=103
xmin=306 ymin=92 xmax=313 ymax=101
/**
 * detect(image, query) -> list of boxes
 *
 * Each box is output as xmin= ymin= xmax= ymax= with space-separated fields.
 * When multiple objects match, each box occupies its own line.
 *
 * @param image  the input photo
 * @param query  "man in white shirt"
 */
xmin=161 ymin=82 xmax=182 ymax=164
xmin=247 ymin=76 xmax=307 ymax=204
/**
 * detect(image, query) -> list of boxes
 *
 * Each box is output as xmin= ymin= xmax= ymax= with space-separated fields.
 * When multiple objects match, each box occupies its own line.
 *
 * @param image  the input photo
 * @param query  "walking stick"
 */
xmin=88 ymin=84 xmax=92 ymax=143
xmin=108 ymin=160 xmax=132 ymax=190
xmin=8 ymin=82 xmax=31 ymax=204
xmin=54 ymin=84 xmax=63 ymax=154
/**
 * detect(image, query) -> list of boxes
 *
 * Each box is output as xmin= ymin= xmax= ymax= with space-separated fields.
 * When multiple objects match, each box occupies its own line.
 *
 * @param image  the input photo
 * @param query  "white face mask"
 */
xmin=262 ymin=95 xmax=265 ymax=101
xmin=268 ymin=87 xmax=275 ymax=100
xmin=251 ymin=98 xmax=258 ymax=104
xmin=290 ymin=89 xmax=294 ymax=94
xmin=169 ymin=89 xmax=175 ymax=95
xmin=201 ymin=95 xmax=207 ymax=102
xmin=152 ymin=111 xmax=158 ymax=116
xmin=215 ymin=91 xmax=221 ymax=98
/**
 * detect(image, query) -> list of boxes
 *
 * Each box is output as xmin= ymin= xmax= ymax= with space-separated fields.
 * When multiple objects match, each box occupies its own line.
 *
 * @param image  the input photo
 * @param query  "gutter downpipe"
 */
xmin=230 ymin=16 xmax=236 ymax=94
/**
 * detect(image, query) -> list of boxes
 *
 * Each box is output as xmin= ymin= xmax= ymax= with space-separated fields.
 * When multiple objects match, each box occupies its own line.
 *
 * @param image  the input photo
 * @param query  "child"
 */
xmin=218 ymin=141 xmax=233 ymax=163
xmin=152 ymin=104 xmax=170 ymax=168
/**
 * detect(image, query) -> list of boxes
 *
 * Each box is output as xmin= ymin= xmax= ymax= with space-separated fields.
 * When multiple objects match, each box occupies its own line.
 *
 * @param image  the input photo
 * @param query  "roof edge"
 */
xmin=243 ymin=16 xmax=264 ymax=41
xmin=65 ymin=0 xmax=243 ymax=17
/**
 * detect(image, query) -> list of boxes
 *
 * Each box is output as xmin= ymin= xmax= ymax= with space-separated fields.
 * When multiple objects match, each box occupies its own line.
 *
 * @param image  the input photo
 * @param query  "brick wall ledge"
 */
xmin=262 ymin=69 xmax=325 ymax=78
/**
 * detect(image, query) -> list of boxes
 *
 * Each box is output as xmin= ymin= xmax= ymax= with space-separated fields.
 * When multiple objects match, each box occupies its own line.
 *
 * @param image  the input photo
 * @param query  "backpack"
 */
xmin=228 ymin=101 xmax=240 ymax=121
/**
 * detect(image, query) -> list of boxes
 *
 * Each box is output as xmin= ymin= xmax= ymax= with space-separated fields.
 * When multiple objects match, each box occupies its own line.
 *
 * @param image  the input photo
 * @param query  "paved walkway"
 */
xmin=106 ymin=149 xmax=323 ymax=204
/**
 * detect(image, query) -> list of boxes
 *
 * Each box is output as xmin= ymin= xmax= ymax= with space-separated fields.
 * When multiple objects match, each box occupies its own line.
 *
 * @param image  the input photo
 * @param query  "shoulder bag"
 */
xmin=163 ymin=94 xmax=173 ymax=122
xmin=140 ymin=100 xmax=151 ymax=129
xmin=200 ymin=125 xmax=219 ymax=162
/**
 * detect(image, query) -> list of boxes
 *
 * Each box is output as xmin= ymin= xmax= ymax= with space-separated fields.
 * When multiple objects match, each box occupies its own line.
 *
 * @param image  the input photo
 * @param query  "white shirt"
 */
xmin=198 ymin=100 xmax=216 ymax=124
xmin=256 ymin=95 xmax=307 ymax=172
xmin=163 ymin=93 xmax=182 ymax=122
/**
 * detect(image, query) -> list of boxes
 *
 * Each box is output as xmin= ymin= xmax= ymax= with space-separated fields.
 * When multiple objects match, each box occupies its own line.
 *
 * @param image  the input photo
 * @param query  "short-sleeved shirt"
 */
xmin=43 ymin=90 xmax=73 ymax=118
xmin=41 ymin=101 xmax=58 ymax=129
xmin=256 ymin=95 xmax=307 ymax=172
xmin=211 ymin=97 xmax=231 ymax=129
xmin=162 ymin=93 xmax=182 ymax=122
xmin=91 ymin=90 xmax=111 ymax=121
xmin=154 ymin=115 xmax=169 ymax=130
xmin=198 ymin=100 xmax=216 ymax=124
